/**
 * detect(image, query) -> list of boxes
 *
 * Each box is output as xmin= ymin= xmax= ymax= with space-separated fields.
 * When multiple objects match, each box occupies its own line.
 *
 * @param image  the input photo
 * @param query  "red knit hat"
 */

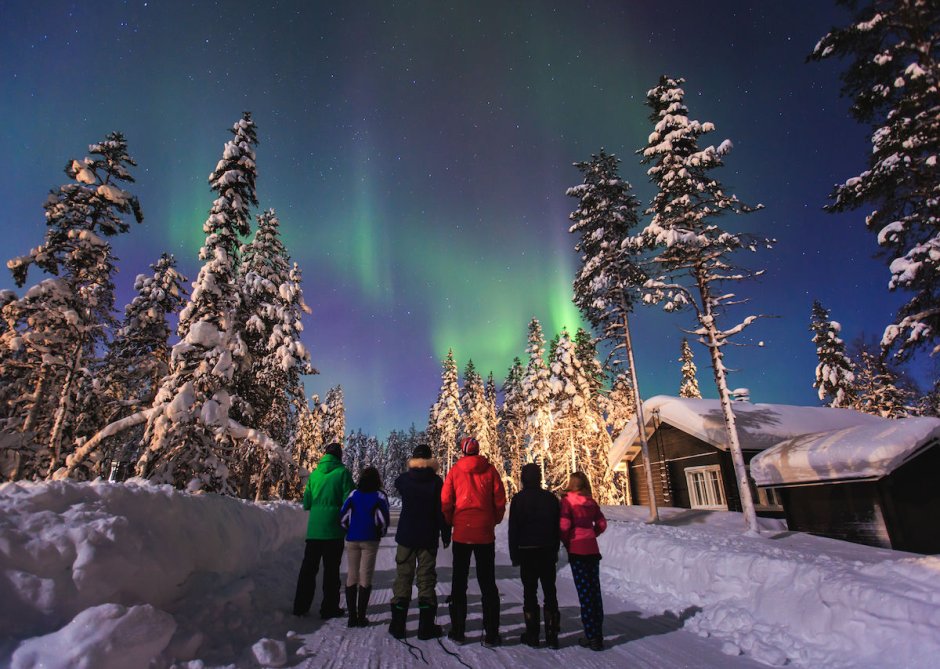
xmin=460 ymin=436 xmax=479 ymax=456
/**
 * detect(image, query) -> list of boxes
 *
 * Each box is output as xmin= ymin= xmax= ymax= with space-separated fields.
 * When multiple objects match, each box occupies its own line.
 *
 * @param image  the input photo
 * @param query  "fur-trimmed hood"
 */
xmin=408 ymin=457 xmax=439 ymax=472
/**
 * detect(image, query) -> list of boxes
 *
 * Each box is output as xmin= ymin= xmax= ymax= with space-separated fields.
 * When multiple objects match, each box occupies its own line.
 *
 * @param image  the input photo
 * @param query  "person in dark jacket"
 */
xmin=292 ymin=442 xmax=355 ymax=619
xmin=508 ymin=462 xmax=561 ymax=648
xmin=389 ymin=444 xmax=451 ymax=640
xmin=340 ymin=466 xmax=391 ymax=628
xmin=441 ymin=436 xmax=507 ymax=647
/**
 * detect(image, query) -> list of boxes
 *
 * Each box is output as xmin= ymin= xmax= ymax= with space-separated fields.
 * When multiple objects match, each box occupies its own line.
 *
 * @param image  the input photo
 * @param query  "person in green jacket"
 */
xmin=292 ymin=442 xmax=356 ymax=618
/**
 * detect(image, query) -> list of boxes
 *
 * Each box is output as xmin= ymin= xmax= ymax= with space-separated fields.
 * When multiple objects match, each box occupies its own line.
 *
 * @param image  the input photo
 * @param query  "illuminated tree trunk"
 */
xmin=623 ymin=310 xmax=658 ymax=523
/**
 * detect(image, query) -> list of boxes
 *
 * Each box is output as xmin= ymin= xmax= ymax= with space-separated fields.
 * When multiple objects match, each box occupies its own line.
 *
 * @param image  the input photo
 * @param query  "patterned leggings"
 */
xmin=569 ymin=554 xmax=603 ymax=640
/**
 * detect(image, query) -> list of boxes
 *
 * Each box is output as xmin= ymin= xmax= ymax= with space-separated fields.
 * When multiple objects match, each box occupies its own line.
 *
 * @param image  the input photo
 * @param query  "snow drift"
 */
xmin=0 ymin=478 xmax=304 ymax=666
xmin=2 ymin=480 xmax=939 ymax=668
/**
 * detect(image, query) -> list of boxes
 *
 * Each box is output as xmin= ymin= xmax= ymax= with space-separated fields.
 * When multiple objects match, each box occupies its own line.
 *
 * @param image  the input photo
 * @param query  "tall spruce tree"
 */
xmin=133 ymin=113 xmax=284 ymax=494
xmin=498 ymin=356 xmax=527 ymax=492
xmin=567 ymin=149 xmax=659 ymax=519
xmin=811 ymin=1 xmax=940 ymax=360
xmin=68 ymin=254 xmax=187 ymax=480
xmin=232 ymin=210 xmax=314 ymax=500
xmin=428 ymin=348 xmax=461 ymax=471
xmin=810 ymin=300 xmax=857 ymax=408
xmin=521 ymin=318 xmax=553 ymax=468
xmin=1 ymin=133 xmax=143 ymax=479
xmin=679 ymin=338 xmax=702 ymax=399
xmin=321 ymin=385 xmax=346 ymax=445
xmin=851 ymin=340 xmax=914 ymax=418
xmin=629 ymin=76 xmax=770 ymax=534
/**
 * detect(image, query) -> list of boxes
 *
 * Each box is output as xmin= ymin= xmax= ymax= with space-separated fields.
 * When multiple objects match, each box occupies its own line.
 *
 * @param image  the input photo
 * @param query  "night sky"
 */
xmin=0 ymin=2 xmax=917 ymax=438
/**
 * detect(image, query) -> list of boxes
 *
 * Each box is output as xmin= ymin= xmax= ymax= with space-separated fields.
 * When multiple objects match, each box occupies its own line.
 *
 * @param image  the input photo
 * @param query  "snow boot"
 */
xmin=578 ymin=636 xmax=604 ymax=651
xmin=544 ymin=607 xmax=560 ymax=649
xmin=446 ymin=596 xmax=466 ymax=643
xmin=389 ymin=601 xmax=408 ymax=639
xmin=520 ymin=607 xmax=540 ymax=647
xmin=346 ymin=585 xmax=358 ymax=628
xmin=356 ymin=585 xmax=372 ymax=627
xmin=417 ymin=599 xmax=442 ymax=640
xmin=481 ymin=597 xmax=501 ymax=647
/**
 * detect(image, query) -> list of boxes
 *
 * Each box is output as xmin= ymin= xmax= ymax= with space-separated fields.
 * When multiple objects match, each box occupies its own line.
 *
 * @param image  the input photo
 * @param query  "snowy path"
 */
xmin=280 ymin=512 xmax=763 ymax=668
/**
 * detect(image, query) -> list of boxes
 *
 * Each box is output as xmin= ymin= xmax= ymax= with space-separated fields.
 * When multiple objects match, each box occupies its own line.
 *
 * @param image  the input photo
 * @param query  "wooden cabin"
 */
xmin=608 ymin=395 xmax=884 ymax=517
xmin=751 ymin=417 xmax=940 ymax=554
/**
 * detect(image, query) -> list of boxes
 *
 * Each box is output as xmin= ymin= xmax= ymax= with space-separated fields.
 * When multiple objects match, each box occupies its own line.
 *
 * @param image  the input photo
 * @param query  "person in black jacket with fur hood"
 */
xmin=508 ymin=462 xmax=561 ymax=648
xmin=389 ymin=444 xmax=452 ymax=640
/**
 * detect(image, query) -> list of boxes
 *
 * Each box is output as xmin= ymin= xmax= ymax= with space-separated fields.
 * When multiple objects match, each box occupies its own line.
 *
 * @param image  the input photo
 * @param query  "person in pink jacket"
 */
xmin=559 ymin=471 xmax=607 ymax=651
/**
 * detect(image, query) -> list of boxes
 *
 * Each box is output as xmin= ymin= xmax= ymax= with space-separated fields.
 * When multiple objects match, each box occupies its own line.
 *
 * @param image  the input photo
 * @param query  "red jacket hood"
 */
xmin=454 ymin=454 xmax=492 ymax=473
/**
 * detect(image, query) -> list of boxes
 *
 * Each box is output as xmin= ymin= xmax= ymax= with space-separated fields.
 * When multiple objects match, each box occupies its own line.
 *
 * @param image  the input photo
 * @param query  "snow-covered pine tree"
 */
xmin=133 ymin=113 xmax=286 ymax=495
xmin=811 ymin=1 xmax=940 ymax=360
xmin=70 ymin=254 xmax=187 ymax=480
xmin=567 ymin=148 xmax=659 ymax=519
xmin=810 ymin=300 xmax=857 ymax=408
xmin=851 ymin=340 xmax=914 ymax=418
xmin=679 ymin=338 xmax=702 ymax=399
xmin=572 ymin=329 xmax=620 ymax=503
xmin=460 ymin=359 xmax=495 ymax=458
xmin=498 ymin=357 xmax=527 ymax=492
xmin=605 ymin=370 xmax=636 ymax=436
xmin=630 ymin=76 xmax=770 ymax=534
xmin=321 ymin=385 xmax=346 ymax=445
xmin=2 ymin=133 xmax=143 ymax=479
xmin=428 ymin=348 xmax=461 ymax=471
xmin=344 ymin=429 xmax=367 ymax=475
xmin=521 ymin=318 xmax=553 ymax=469
xmin=232 ymin=211 xmax=315 ymax=500
xmin=296 ymin=393 xmax=324 ymax=475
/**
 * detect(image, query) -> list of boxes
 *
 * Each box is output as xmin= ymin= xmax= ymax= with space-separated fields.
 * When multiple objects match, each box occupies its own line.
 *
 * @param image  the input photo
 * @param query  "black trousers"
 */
xmin=293 ymin=538 xmax=345 ymax=616
xmin=518 ymin=546 xmax=558 ymax=611
xmin=450 ymin=542 xmax=498 ymax=609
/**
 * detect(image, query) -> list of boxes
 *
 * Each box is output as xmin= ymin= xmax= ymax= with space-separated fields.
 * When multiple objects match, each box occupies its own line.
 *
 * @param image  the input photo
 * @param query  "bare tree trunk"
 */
xmin=622 ymin=311 xmax=659 ymax=523
xmin=697 ymin=276 xmax=760 ymax=535
xmin=22 ymin=365 xmax=50 ymax=434
xmin=47 ymin=339 xmax=83 ymax=478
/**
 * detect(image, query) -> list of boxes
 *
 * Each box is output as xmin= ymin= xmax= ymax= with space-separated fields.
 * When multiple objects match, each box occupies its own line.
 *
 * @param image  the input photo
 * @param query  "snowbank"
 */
xmin=598 ymin=506 xmax=940 ymax=668
xmin=3 ymin=480 xmax=939 ymax=668
xmin=0 ymin=478 xmax=305 ymax=665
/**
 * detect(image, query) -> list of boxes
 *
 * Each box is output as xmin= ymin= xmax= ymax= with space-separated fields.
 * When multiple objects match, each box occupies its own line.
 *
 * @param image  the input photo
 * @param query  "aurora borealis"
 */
xmin=0 ymin=2 xmax=922 ymax=438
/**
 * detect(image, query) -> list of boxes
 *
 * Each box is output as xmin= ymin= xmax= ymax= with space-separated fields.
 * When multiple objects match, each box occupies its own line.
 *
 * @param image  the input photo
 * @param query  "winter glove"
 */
xmin=442 ymin=537 xmax=451 ymax=549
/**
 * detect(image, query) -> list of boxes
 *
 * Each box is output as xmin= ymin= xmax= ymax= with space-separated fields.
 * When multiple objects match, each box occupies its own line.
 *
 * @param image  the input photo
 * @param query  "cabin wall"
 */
xmin=626 ymin=424 xmax=774 ymax=514
xmin=878 ymin=445 xmax=940 ymax=554
xmin=780 ymin=482 xmax=892 ymax=549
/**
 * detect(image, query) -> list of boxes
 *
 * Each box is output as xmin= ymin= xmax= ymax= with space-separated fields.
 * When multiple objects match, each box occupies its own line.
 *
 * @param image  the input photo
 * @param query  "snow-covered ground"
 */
xmin=1 ymin=479 xmax=938 ymax=668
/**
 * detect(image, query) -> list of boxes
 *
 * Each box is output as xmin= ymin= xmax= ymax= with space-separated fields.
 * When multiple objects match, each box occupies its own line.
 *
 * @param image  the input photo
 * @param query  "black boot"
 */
xmin=578 ymin=636 xmax=604 ymax=651
xmin=417 ymin=599 xmax=442 ymax=640
xmin=544 ymin=607 xmax=560 ymax=649
xmin=389 ymin=601 xmax=407 ymax=639
xmin=345 ymin=585 xmax=358 ymax=628
xmin=356 ymin=585 xmax=372 ymax=627
xmin=520 ymin=607 xmax=540 ymax=647
xmin=481 ymin=596 xmax=501 ymax=647
xmin=446 ymin=596 xmax=466 ymax=643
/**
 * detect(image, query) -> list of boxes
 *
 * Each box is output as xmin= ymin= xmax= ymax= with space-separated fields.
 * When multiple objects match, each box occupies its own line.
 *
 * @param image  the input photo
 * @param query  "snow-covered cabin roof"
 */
xmin=608 ymin=395 xmax=884 ymax=469
xmin=750 ymin=416 xmax=940 ymax=486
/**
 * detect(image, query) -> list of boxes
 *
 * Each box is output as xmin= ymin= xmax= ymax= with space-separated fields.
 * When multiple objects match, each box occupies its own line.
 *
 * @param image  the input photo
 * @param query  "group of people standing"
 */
xmin=292 ymin=436 xmax=608 ymax=651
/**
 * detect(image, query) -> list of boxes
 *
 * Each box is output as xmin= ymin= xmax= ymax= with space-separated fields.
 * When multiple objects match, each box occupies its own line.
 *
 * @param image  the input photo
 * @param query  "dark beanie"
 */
xmin=412 ymin=444 xmax=433 ymax=459
xmin=324 ymin=442 xmax=342 ymax=458
xmin=521 ymin=462 xmax=542 ymax=488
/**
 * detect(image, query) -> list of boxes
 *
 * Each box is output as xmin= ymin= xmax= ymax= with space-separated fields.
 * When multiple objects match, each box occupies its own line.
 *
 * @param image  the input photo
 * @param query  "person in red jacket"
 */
xmin=441 ymin=436 xmax=507 ymax=647
xmin=560 ymin=471 xmax=607 ymax=651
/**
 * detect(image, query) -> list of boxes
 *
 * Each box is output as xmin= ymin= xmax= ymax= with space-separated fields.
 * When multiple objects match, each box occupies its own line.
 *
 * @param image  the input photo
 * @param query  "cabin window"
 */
xmin=685 ymin=465 xmax=727 ymax=509
xmin=756 ymin=486 xmax=783 ymax=509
